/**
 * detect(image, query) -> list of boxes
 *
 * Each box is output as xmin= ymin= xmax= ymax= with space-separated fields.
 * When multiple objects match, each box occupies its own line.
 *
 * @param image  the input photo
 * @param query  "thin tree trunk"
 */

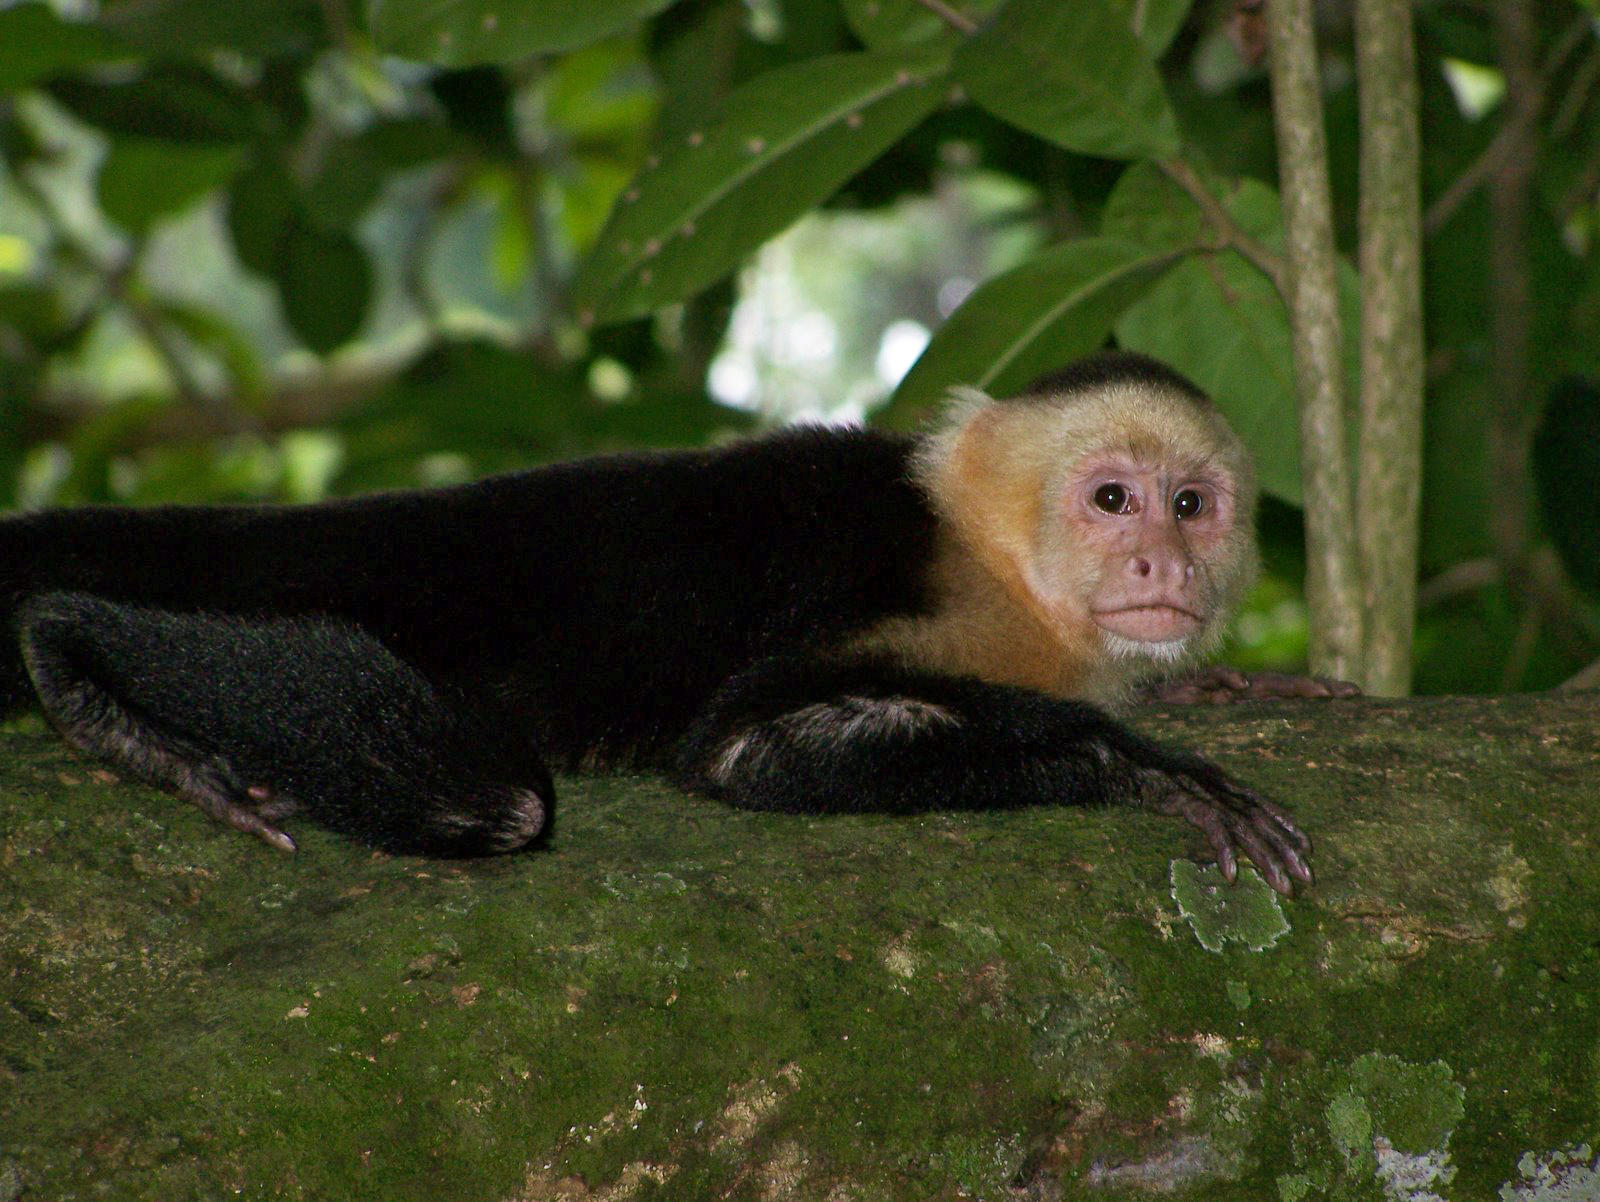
xmin=1264 ymin=0 xmax=1362 ymax=681
xmin=1488 ymin=0 xmax=1540 ymax=689
xmin=1354 ymin=0 xmax=1424 ymax=695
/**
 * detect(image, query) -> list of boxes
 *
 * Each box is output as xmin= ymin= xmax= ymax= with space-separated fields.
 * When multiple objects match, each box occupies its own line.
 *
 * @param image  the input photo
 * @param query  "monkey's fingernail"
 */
xmin=265 ymin=829 xmax=296 ymax=853
xmin=1217 ymin=847 xmax=1237 ymax=881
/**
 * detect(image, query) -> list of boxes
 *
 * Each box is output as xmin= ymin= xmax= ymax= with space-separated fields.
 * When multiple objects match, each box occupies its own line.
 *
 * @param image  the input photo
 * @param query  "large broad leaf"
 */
xmin=0 ymin=5 xmax=128 ymax=93
xmin=575 ymin=47 xmax=950 ymax=326
xmin=98 ymin=0 xmax=322 ymax=55
xmin=99 ymin=138 xmax=245 ymax=235
xmin=1109 ymin=0 xmax=1193 ymax=58
xmin=1103 ymin=164 xmax=1348 ymax=505
xmin=955 ymin=0 xmax=1180 ymax=161
xmin=367 ymin=0 xmax=681 ymax=65
xmin=279 ymin=227 xmax=373 ymax=355
xmin=882 ymin=237 xmax=1177 ymax=426
xmin=840 ymin=0 xmax=1003 ymax=50
xmin=48 ymin=66 xmax=252 ymax=144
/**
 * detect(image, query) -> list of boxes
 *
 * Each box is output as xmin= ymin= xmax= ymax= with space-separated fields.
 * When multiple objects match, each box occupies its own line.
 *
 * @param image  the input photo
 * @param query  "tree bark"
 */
xmin=1264 ymin=0 xmax=1363 ymax=682
xmin=1354 ymin=0 xmax=1425 ymax=695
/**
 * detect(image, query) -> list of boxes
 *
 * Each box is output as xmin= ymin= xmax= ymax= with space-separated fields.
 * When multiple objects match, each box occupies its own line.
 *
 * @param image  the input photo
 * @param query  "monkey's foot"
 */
xmin=1141 ymin=763 xmax=1313 ymax=897
xmin=176 ymin=769 xmax=300 ymax=853
xmin=1147 ymin=666 xmax=1361 ymax=705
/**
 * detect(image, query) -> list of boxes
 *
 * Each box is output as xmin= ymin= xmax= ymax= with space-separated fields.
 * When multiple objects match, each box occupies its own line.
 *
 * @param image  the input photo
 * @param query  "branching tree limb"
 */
xmin=1157 ymin=158 xmax=1290 ymax=301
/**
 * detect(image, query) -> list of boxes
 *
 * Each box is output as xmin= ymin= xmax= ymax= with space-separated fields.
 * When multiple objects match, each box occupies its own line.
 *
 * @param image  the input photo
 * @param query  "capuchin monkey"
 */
xmin=0 ymin=353 xmax=1347 ymax=895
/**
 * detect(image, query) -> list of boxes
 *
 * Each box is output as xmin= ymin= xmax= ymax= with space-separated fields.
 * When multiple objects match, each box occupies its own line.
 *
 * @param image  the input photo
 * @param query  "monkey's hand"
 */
xmin=675 ymin=654 xmax=1314 ymax=897
xmin=1145 ymin=666 xmax=1361 ymax=705
xmin=1134 ymin=755 xmax=1312 ymax=897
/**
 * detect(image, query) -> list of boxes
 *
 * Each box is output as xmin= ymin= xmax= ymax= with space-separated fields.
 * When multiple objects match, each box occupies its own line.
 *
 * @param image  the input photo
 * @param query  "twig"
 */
xmin=1551 ymin=39 xmax=1600 ymax=141
xmin=1559 ymin=656 xmax=1600 ymax=691
xmin=1424 ymin=13 xmax=1593 ymax=236
xmin=15 ymin=168 xmax=214 ymax=410
xmin=906 ymin=0 xmax=977 ymax=35
xmin=1416 ymin=558 xmax=1499 ymax=609
xmin=1156 ymin=158 xmax=1289 ymax=300
xmin=1486 ymin=0 xmax=1538 ymax=645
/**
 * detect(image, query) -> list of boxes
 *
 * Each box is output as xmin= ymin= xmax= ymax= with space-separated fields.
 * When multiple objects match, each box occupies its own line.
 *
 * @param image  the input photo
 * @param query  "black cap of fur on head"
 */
xmin=1021 ymin=351 xmax=1211 ymax=408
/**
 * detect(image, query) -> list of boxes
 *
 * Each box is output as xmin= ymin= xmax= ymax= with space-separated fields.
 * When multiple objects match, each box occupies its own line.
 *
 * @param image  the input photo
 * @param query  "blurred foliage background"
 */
xmin=0 ymin=0 xmax=1597 ymax=693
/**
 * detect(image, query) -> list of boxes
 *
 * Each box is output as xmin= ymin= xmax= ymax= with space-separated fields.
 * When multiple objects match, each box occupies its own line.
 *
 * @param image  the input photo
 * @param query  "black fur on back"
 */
xmin=1 ymin=426 xmax=937 ymax=768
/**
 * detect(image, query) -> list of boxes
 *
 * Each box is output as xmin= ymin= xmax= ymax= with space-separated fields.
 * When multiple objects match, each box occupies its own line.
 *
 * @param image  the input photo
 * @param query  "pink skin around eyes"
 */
xmin=1069 ymin=463 xmax=1232 ymax=645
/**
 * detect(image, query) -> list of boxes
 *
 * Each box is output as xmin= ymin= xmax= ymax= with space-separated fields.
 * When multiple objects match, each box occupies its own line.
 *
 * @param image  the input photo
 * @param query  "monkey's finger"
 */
xmin=1252 ymin=795 xmax=1311 ymax=849
xmin=1225 ymin=819 xmax=1296 ymax=896
xmin=1189 ymin=766 xmax=1310 ymax=854
xmin=1258 ymin=671 xmax=1362 ymax=699
xmin=221 ymin=804 xmax=297 ymax=853
xmin=256 ymin=825 xmax=298 ymax=854
xmin=1217 ymin=781 xmax=1313 ymax=856
xmin=1245 ymin=808 xmax=1313 ymax=884
xmin=1180 ymin=799 xmax=1239 ymax=883
xmin=1202 ymin=797 xmax=1300 ymax=895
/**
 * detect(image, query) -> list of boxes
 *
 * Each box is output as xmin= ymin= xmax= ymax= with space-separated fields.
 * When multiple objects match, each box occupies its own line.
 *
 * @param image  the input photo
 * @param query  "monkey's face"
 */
xmin=1062 ymin=451 xmax=1239 ymax=656
xmin=1017 ymin=387 xmax=1259 ymax=670
xmin=914 ymin=375 xmax=1259 ymax=682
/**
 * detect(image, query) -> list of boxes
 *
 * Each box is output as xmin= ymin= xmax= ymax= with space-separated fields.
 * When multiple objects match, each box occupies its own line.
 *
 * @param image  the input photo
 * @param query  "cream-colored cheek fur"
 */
xmin=859 ymin=379 xmax=1258 ymax=708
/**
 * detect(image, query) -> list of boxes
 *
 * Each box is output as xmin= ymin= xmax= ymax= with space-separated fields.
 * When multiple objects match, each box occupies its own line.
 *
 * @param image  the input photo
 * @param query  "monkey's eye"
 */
xmin=1173 ymin=489 xmax=1205 ymax=520
xmin=1093 ymin=483 xmax=1131 ymax=514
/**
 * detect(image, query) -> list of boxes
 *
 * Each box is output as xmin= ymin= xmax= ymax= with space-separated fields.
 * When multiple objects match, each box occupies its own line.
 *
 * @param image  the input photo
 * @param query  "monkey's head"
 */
xmin=917 ymin=352 xmax=1259 ymax=685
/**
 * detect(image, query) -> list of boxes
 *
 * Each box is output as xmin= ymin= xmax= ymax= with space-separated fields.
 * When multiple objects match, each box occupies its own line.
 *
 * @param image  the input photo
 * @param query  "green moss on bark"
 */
xmin=3 ymin=694 xmax=1598 ymax=1199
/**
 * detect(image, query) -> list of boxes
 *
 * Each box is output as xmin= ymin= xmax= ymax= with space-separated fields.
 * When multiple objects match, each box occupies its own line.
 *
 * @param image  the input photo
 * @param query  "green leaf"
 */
xmin=575 ymin=46 xmax=950 ymax=325
xmin=49 ymin=66 xmax=251 ymax=144
xmin=1116 ymin=263 xmax=1303 ymax=502
xmin=955 ymin=0 xmax=1180 ymax=161
xmin=278 ymin=227 xmax=372 ymax=355
xmin=367 ymin=0 xmax=681 ymax=65
xmin=883 ymin=237 xmax=1176 ymax=425
xmin=227 ymin=165 xmax=300 ymax=277
xmin=155 ymin=301 xmax=266 ymax=396
xmin=1099 ymin=158 xmax=1204 ymax=250
xmin=1104 ymin=164 xmax=1317 ymax=504
xmin=0 ymin=4 xmax=129 ymax=93
xmin=1109 ymin=0 xmax=1193 ymax=58
xmin=99 ymin=138 xmax=245 ymax=235
xmin=98 ymin=0 xmax=323 ymax=55
xmin=839 ymin=0 xmax=1003 ymax=50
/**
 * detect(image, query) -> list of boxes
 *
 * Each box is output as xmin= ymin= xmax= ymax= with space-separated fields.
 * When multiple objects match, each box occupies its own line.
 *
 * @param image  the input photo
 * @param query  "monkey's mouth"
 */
xmin=1091 ymin=604 xmax=1202 ymax=643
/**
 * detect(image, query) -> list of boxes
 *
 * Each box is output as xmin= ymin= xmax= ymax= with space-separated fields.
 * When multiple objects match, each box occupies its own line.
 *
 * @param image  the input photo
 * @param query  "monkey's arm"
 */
xmin=672 ymin=656 xmax=1313 ymax=896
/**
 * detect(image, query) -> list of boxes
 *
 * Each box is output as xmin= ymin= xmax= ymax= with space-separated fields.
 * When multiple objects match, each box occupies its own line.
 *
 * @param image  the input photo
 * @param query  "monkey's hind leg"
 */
xmin=17 ymin=593 xmax=552 ymax=857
